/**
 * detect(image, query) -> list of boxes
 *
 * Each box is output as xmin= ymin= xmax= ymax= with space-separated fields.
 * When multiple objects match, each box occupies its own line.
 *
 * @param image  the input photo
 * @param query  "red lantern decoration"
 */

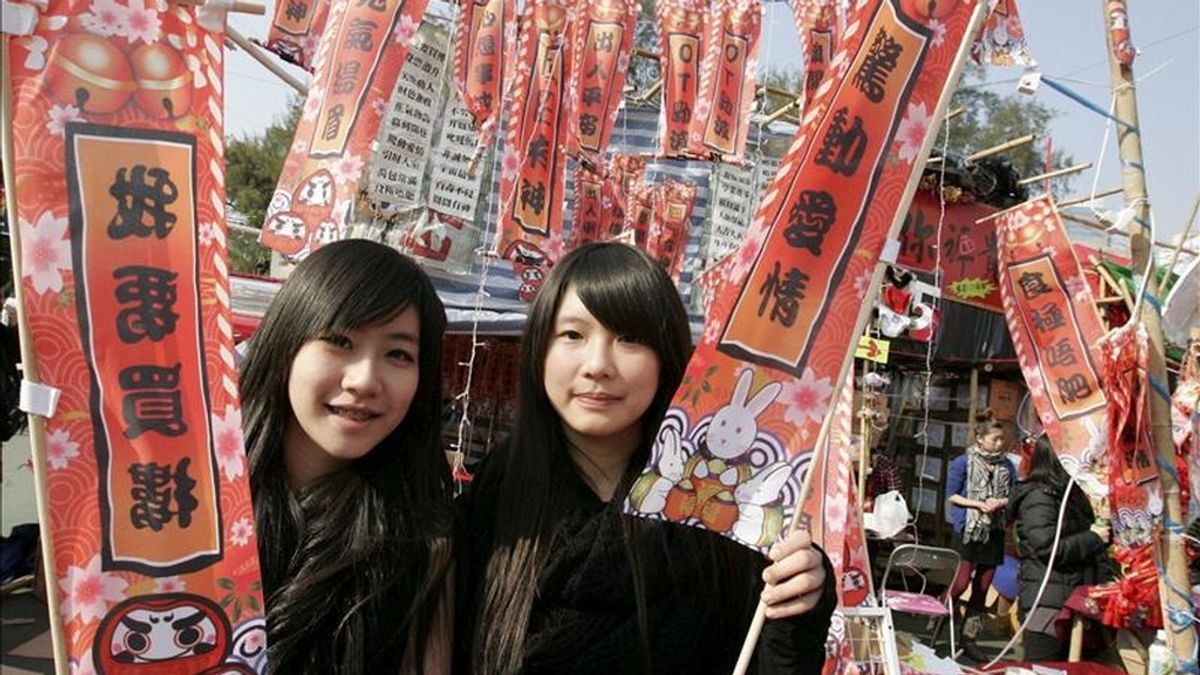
xmin=45 ymin=33 xmax=136 ymax=114
xmin=130 ymin=43 xmax=193 ymax=119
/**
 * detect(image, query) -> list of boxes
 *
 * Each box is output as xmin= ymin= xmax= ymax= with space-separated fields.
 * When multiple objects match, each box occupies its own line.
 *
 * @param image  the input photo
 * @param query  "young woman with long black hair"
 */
xmin=456 ymin=242 xmax=835 ymax=674
xmin=241 ymin=240 xmax=453 ymax=673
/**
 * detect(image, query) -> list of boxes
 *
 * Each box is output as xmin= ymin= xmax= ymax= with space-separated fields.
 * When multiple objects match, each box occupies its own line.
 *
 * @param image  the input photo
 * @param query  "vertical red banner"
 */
xmin=262 ymin=0 xmax=431 ymax=260
xmin=989 ymin=196 xmax=1110 ymax=498
xmin=793 ymin=0 xmax=837 ymax=111
xmin=626 ymin=0 xmax=987 ymax=551
xmin=6 ymin=2 xmax=266 ymax=671
xmin=600 ymin=153 xmax=645 ymax=239
xmin=566 ymin=0 xmax=638 ymax=164
xmin=689 ymin=0 xmax=761 ymax=161
xmin=646 ymin=182 xmax=697 ymax=281
xmin=570 ymin=164 xmax=605 ymax=248
xmin=657 ymin=0 xmax=707 ymax=158
xmin=453 ymin=0 xmax=513 ymax=135
xmin=494 ymin=0 xmax=574 ymax=299
xmin=266 ymin=0 xmax=332 ymax=70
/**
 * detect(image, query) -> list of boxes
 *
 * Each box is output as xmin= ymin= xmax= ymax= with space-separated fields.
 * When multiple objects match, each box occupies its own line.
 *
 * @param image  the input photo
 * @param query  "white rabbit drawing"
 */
xmin=634 ymin=425 xmax=687 ymax=514
xmin=705 ymin=369 xmax=791 ymax=547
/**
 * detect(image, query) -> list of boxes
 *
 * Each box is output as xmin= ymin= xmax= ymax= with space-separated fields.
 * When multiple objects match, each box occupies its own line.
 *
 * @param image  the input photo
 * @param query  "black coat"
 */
xmin=455 ymin=454 xmax=836 ymax=675
xmin=1008 ymin=479 xmax=1115 ymax=614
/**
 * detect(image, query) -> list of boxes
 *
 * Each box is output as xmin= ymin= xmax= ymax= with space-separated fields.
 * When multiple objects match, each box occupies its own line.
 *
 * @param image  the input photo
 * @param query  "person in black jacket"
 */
xmin=456 ymin=243 xmax=836 ymax=674
xmin=1008 ymin=436 xmax=1114 ymax=661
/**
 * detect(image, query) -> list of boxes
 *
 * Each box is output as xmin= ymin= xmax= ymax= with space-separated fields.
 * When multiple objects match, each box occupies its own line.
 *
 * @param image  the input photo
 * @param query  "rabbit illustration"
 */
xmin=629 ymin=425 xmax=687 ymax=514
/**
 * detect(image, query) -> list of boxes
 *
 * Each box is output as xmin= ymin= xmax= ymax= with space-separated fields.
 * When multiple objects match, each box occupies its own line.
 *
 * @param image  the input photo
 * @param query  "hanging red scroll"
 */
xmin=646 ymin=182 xmax=697 ymax=281
xmin=494 ymin=0 xmax=575 ymax=301
xmin=971 ymin=0 xmax=1035 ymax=67
xmin=989 ymin=195 xmax=1110 ymax=499
xmin=626 ymin=0 xmax=990 ymax=551
xmin=266 ymin=0 xmax=332 ymax=70
xmin=261 ymin=0 xmax=431 ymax=260
xmin=600 ymin=153 xmax=645 ymax=239
xmin=623 ymin=182 xmax=656 ymax=251
xmin=6 ymin=3 xmax=266 ymax=671
xmin=793 ymin=0 xmax=837 ymax=112
xmin=566 ymin=0 xmax=638 ymax=165
xmin=688 ymin=0 xmax=761 ymax=162
xmin=452 ymin=0 xmax=514 ymax=137
xmin=657 ymin=0 xmax=707 ymax=158
xmin=570 ymin=164 xmax=605 ymax=249
xmin=896 ymin=192 xmax=1002 ymax=311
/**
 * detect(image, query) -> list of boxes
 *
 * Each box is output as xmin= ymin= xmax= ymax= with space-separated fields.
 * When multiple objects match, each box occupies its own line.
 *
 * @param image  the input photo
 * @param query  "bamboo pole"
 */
xmin=1102 ymin=0 xmax=1196 ymax=667
xmin=1158 ymin=192 xmax=1200 ymax=300
xmin=225 ymin=26 xmax=309 ymax=96
xmin=1 ymin=36 xmax=69 ymax=675
xmin=1016 ymin=161 xmax=1093 ymax=186
xmin=1057 ymin=186 xmax=1124 ymax=207
xmin=730 ymin=2 xmax=993 ymax=671
xmin=964 ymin=133 xmax=1036 ymax=163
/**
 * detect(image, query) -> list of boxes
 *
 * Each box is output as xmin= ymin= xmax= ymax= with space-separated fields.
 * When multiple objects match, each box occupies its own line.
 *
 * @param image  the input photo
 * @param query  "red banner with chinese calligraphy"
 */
xmin=896 ymin=191 xmax=1002 ymax=311
xmin=626 ymin=0 xmax=990 ymax=551
xmin=266 ymin=0 xmax=332 ymax=70
xmin=600 ymin=153 xmax=645 ymax=239
xmin=7 ymin=4 xmax=266 ymax=671
xmin=657 ymin=0 xmax=707 ymax=158
xmin=688 ymin=0 xmax=761 ymax=161
xmin=566 ymin=0 xmax=638 ymax=165
xmin=793 ymin=0 xmax=838 ymax=112
xmin=970 ymin=0 xmax=1034 ymax=67
xmin=646 ymin=182 xmax=697 ymax=281
xmin=990 ymin=196 xmax=1110 ymax=499
xmin=623 ymin=182 xmax=656 ymax=251
xmin=570 ymin=164 xmax=605 ymax=248
xmin=494 ymin=0 xmax=575 ymax=300
xmin=262 ymin=0 xmax=431 ymax=260
xmin=453 ymin=0 xmax=514 ymax=137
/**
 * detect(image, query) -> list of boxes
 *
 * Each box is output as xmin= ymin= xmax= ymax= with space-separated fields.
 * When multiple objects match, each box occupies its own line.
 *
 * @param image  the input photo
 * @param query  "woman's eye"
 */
xmin=319 ymin=334 xmax=352 ymax=350
xmin=559 ymin=330 xmax=583 ymax=340
xmin=388 ymin=349 xmax=416 ymax=364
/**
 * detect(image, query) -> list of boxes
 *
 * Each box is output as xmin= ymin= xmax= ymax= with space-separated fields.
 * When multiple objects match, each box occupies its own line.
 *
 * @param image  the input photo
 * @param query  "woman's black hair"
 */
xmin=241 ymin=239 xmax=451 ymax=673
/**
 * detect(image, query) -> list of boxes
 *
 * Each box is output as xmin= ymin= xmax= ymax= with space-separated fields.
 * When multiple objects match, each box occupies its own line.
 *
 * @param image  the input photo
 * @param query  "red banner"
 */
xmin=266 ymin=0 xmax=332 ymax=70
xmin=453 ymin=0 xmax=514 ymax=136
xmin=494 ymin=0 xmax=575 ymax=300
xmin=793 ymin=0 xmax=837 ymax=112
xmin=657 ymin=0 xmax=706 ymax=158
xmin=896 ymin=191 xmax=1002 ymax=311
xmin=262 ymin=0 xmax=431 ymax=260
xmin=600 ymin=153 xmax=645 ymax=239
xmin=7 ymin=5 xmax=265 ymax=671
xmin=990 ymin=196 xmax=1110 ymax=499
xmin=646 ymin=182 xmax=697 ymax=281
xmin=623 ymin=182 xmax=655 ymax=251
xmin=570 ymin=164 xmax=605 ymax=248
xmin=689 ymin=0 xmax=761 ymax=161
xmin=971 ymin=0 xmax=1034 ymax=67
xmin=566 ymin=0 xmax=638 ymax=164
xmin=627 ymin=0 xmax=987 ymax=551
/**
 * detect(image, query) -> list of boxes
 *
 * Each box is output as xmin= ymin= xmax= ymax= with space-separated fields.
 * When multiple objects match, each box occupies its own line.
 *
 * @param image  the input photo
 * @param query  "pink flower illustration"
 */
xmin=230 ymin=516 xmax=254 ymax=547
xmin=852 ymin=269 xmax=872 ymax=297
xmin=331 ymin=154 xmax=365 ymax=186
xmin=198 ymin=221 xmax=217 ymax=247
xmin=394 ymin=14 xmax=420 ymax=47
xmin=20 ymin=211 xmax=71 ymax=295
xmin=121 ymin=0 xmax=161 ymax=44
xmin=500 ymin=146 xmax=520 ymax=184
xmin=80 ymin=0 xmax=126 ymax=37
xmin=45 ymin=428 xmax=80 ymax=470
xmin=728 ymin=220 xmax=767 ymax=283
xmin=212 ymin=404 xmax=246 ymax=481
xmin=372 ymin=97 xmax=388 ymax=117
xmin=929 ymin=19 xmax=947 ymax=47
xmin=779 ymin=367 xmax=835 ymax=427
xmin=59 ymin=555 xmax=127 ymax=625
xmin=154 ymin=576 xmax=186 ymax=593
xmin=46 ymin=104 xmax=82 ymax=137
xmin=302 ymin=86 xmax=324 ymax=122
xmin=895 ymin=101 xmax=930 ymax=165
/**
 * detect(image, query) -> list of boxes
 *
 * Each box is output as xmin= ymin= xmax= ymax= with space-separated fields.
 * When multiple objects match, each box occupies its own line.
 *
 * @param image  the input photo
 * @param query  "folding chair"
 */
xmin=877 ymin=543 xmax=962 ymax=657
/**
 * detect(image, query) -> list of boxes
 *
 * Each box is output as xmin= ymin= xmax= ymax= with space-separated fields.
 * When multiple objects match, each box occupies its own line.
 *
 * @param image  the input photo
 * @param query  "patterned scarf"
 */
xmin=963 ymin=445 xmax=1012 ymax=545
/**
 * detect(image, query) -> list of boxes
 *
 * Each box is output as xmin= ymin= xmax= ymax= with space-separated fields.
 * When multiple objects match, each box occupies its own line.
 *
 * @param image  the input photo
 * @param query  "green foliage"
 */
xmin=224 ymin=99 xmax=301 ymax=274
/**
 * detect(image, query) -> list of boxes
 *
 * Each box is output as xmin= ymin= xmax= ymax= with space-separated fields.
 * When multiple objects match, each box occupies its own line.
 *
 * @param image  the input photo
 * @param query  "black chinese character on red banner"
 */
xmin=900 ymin=209 xmax=934 ymax=264
xmin=285 ymin=0 xmax=307 ymax=22
xmin=108 ymin=165 xmax=178 ymax=239
xmin=355 ymin=0 xmax=385 ymax=11
xmin=333 ymin=61 xmax=361 ymax=95
xmin=1055 ymin=374 xmax=1093 ymax=404
xmin=785 ymin=190 xmax=837 ymax=255
xmin=476 ymin=62 xmax=494 ymax=85
xmin=815 ymin=107 xmax=868 ymax=177
xmin=1018 ymin=271 xmax=1052 ymax=300
xmin=129 ymin=457 xmax=198 ymax=531
xmin=671 ymin=101 xmax=691 ymax=124
xmin=115 ymin=266 xmax=178 ymax=343
xmin=1030 ymin=304 xmax=1066 ymax=332
xmin=853 ymin=28 xmax=902 ymax=103
xmin=1044 ymin=337 xmax=1078 ymax=367
xmin=520 ymin=179 xmax=546 ymax=215
xmin=595 ymin=31 xmax=615 ymax=53
xmin=758 ymin=260 xmax=809 ymax=327
xmin=669 ymin=130 xmax=688 ymax=151
xmin=478 ymin=34 xmax=496 ymax=56
xmin=579 ymin=114 xmax=598 ymax=137
xmin=345 ymin=18 xmax=377 ymax=51
xmin=120 ymin=364 xmax=187 ymax=438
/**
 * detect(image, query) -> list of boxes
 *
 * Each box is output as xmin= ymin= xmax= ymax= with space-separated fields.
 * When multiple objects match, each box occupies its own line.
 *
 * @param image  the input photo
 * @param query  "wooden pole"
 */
xmin=1101 ymin=1 xmax=1196 ymax=668
xmin=1158 ymin=192 xmax=1199 ymax=300
xmin=730 ymin=1 xmax=993 ymax=671
xmin=1016 ymin=161 xmax=1093 ymax=186
xmin=1 ymin=35 xmax=69 ymax=675
xmin=225 ymin=26 xmax=309 ymax=96
xmin=1057 ymin=186 xmax=1124 ymax=207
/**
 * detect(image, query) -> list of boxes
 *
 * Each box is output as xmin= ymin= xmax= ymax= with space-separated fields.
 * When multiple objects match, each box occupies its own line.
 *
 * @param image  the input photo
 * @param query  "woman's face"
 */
xmin=542 ymin=287 xmax=661 ymax=454
xmin=282 ymin=306 xmax=421 ymax=485
xmin=977 ymin=427 xmax=1006 ymax=453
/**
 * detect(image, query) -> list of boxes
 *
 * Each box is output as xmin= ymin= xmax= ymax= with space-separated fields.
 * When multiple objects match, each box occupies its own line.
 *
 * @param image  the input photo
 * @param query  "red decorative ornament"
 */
xmin=900 ymin=0 xmax=958 ymax=21
xmin=45 ymin=33 xmax=136 ymax=114
xmin=130 ymin=43 xmax=193 ymax=119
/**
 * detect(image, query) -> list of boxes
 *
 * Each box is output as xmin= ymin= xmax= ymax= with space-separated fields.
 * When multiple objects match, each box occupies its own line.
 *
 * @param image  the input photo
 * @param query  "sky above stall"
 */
xmin=223 ymin=0 xmax=1198 ymax=241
